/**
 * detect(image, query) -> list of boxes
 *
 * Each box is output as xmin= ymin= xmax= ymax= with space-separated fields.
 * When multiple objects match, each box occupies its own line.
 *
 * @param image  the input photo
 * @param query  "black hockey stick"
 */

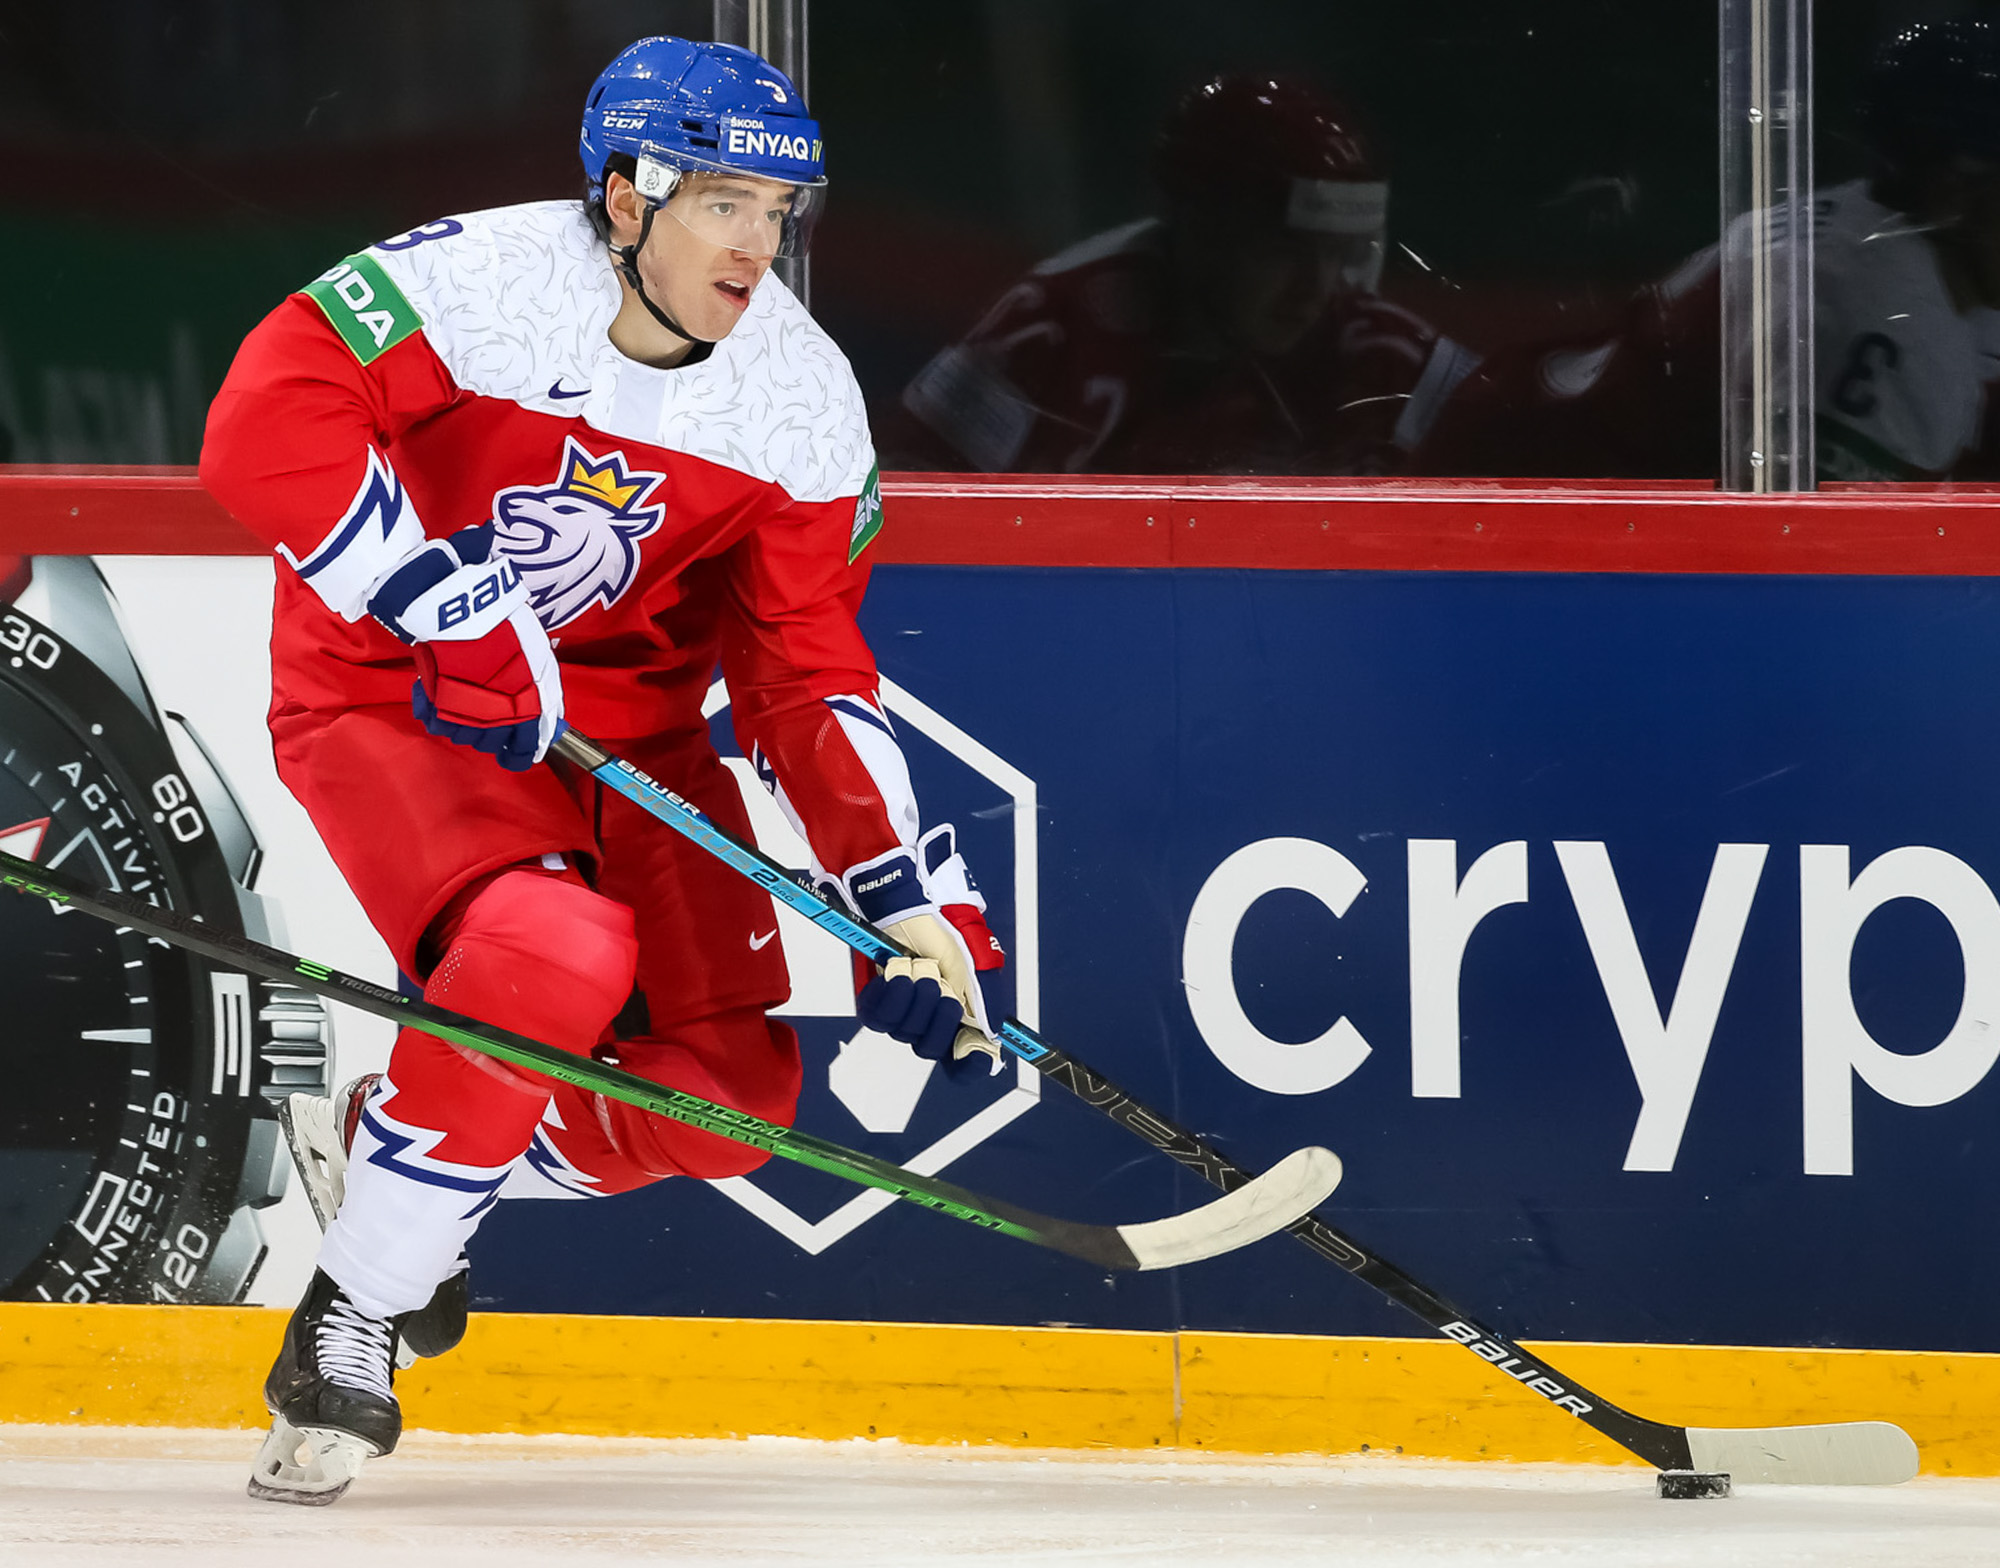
xmin=0 ymin=847 xmax=1336 ymax=1274
xmin=555 ymin=726 xmax=1918 ymax=1485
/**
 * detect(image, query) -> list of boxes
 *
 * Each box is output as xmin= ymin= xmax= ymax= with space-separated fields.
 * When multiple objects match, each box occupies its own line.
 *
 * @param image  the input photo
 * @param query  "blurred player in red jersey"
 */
xmin=1416 ymin=19 xmax=2000 ymax=482
xmin=887 ymin=75 xmax=1474 ymax=476
xmin=200 ymin=36 xmax=1002 ymax=1504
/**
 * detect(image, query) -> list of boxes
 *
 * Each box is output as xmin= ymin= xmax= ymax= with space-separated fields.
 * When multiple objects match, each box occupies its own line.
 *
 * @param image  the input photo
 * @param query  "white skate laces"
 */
xmin=316 ymin=1294 xmax=396 ymax=1402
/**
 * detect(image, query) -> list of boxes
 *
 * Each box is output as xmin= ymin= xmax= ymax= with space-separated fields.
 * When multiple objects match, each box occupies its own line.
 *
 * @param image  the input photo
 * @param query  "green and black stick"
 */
xmin=0 ymin=847 xmax=1336 ymax=1274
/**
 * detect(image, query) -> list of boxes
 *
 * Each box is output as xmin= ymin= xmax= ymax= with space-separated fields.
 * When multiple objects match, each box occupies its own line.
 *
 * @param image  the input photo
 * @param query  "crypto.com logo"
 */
xmin=700 ymin=675 xmax=1040 ymax=1253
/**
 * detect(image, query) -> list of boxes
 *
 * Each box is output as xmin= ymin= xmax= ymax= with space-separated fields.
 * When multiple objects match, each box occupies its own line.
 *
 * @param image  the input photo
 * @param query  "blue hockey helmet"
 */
xmin=581 ymin=36 xmax=824 ymax=257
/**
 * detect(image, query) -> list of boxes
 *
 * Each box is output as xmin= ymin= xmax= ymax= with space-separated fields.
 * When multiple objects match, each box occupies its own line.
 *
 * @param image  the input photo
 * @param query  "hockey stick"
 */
xmin=554 ymin=726 xmax=1919 ymax=1486
xmin=0 ymin=847 xmax=1336 ymax=1274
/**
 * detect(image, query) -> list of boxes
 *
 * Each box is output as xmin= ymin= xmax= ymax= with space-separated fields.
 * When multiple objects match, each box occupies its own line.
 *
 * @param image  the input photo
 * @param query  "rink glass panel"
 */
xmin=0 ymin=0 xmax=711 ymax=466
xmin=1806 ymin=9 xmax=2000 ymax=485
xmin=814 ymin=0 xmax=1722 ymax=479
xmin=0 ymin=0 xmax=1717 ymax=481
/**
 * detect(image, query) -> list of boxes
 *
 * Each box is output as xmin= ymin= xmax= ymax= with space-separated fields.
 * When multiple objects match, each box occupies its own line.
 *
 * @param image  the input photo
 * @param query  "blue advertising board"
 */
xmin=475 ymin=565 xmax=2000 ymax=1355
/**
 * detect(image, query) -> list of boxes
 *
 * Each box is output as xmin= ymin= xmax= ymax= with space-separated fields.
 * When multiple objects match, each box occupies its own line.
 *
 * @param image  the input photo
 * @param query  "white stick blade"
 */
xmin=1685 ymin=1421 xmax=1919 ymax=1485
xmin=1115 ymin=1146 xmax=1341 ymax=1270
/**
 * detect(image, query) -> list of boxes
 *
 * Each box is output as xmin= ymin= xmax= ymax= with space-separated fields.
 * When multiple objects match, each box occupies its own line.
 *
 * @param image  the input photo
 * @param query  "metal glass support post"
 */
xmin=1719 ymin=0 xmax=1815 ymax=491
xmin=712 ymin=0 xmax=812 ymax=306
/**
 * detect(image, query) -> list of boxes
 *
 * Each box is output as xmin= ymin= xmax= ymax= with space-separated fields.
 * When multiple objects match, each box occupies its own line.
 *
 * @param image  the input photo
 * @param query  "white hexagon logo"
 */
xmin=827 ymin=1027 xmax=935 ymax=1134
xmin=699 ymin=674 xmax=1041 ymax=1253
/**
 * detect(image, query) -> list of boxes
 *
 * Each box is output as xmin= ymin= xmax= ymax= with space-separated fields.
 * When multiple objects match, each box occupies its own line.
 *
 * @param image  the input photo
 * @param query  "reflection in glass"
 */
xmin=3 ymin=0 xmax=1723 ymax=482
xmin=1419 ymin=14 xmax=2000 ymax=485
xmin=885 ymin=76 xmax=1467 ymax=476
xmin=1815 ymin=17 xmax=2000 ymax=480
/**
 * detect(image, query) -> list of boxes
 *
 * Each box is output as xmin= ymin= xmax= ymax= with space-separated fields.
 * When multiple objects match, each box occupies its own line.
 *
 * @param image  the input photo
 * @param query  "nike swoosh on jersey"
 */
xmin=548 ymin=381 xmax=589 ymax=400
xmin=749 ymin=929 xmax=779 ymax=951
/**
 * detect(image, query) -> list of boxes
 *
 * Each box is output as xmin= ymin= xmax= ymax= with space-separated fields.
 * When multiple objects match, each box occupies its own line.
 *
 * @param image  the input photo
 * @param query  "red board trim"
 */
xmin=4 ymin=467 xmax=1999 ymax=576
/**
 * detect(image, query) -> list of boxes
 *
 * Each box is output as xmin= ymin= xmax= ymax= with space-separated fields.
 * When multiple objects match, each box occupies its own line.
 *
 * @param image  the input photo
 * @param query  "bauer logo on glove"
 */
xmin=367 ymin=523 xmax=566 ymax=772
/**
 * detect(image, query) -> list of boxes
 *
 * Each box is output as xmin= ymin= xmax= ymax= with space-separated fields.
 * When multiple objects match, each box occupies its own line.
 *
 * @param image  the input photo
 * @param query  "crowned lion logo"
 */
xmin=490 ymin=438 xmax=667 ymax=629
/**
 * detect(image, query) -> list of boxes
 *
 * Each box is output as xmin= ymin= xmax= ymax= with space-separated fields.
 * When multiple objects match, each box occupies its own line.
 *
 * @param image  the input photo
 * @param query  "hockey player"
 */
xmin=885 ymin=74 xmax=1471 ymax=475
xmin=200 ymin=36 xmax=1003 ymax=1503
xmin=1416 ymin=18 xmax=2000 ymax=481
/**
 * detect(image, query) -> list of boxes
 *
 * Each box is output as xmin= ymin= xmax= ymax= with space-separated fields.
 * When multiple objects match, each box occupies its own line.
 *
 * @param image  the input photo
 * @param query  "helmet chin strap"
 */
xmin=612 ymin=204 xmax=718 ymax=352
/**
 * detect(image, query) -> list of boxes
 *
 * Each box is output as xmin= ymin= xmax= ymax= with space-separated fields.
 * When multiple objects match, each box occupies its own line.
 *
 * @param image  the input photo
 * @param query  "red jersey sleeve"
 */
xmin=201 ymin=283 xmax=460 ymax=614
xmin=718 ymin=486 xmax=915 ymax=884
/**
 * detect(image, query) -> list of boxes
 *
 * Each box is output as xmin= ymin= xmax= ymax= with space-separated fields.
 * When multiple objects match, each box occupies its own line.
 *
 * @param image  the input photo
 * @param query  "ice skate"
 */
xmin=280 ymin=1074 xmax=469 ymax=1363
xmin=247 ymin=1414 xmax=371 ymax=1507
xmin=248 ymin=1268 xmax=401 ymax=1506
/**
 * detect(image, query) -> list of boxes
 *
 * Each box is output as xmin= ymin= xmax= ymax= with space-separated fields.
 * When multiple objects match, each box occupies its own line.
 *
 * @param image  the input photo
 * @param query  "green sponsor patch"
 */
xmin=300 ymin=253 xmax=421 ymax=365
xmin=849 ymin=462 xmax=884 ymax=563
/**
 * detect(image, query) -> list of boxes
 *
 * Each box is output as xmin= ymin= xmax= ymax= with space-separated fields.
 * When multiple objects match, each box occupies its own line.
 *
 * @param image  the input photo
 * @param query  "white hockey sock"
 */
xmin=497 ymin=1132 xmax=610 ymax=1200
xmin=316 ymin=1081 xmax=512 ymax=1319
xmin=495 ymin=1103 xmax=609 ymax=1201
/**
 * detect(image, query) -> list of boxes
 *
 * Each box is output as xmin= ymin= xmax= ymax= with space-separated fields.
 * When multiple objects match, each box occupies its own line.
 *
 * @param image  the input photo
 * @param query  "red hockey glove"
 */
xmin=410 ymin=615 xmax=561 ymax=772
xmin=939 ymin=900 xmax=1005 ymax=974
xmin=368 ymin=524 xmax=563 ymax=772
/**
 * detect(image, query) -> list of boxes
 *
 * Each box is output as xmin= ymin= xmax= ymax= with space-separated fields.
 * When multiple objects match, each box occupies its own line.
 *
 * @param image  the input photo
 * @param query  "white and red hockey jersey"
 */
xmin=1807 ymin=179 xmax=2000 ymax=478
xmin=202 ymin=200 xmax=918 ymax=886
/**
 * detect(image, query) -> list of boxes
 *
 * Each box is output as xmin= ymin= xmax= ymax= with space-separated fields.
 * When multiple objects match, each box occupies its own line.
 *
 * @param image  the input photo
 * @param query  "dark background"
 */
xmin=4 ymin=0 xmax=1975 ymax=470
xmin=0 ymin=0 xmax=1784 ymax=469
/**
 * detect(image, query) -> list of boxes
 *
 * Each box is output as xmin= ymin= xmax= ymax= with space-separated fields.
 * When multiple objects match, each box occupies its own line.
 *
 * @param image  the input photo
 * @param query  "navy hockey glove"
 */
xmin=856 ymin=970 xmax=966 ymax=1065
xmin=842 ymin=824 xmax=1007 ymax=1074
xmin=367 ymin=525 xmax=564 ymax=772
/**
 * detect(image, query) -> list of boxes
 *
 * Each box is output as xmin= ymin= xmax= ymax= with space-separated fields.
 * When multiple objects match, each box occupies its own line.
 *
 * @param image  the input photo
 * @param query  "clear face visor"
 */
xmin=1285 ymin=177 xmax=1388 ymax=294
xmin=634 ymin=157 xmax=823 ymax=259
xmin=1302 ymin=230 xmax=1386 ymax=296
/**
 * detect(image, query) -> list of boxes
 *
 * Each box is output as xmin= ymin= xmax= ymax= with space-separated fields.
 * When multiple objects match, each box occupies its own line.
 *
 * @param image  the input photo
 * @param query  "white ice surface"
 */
xmin=4 ymin=1426 xmax=1998 ymax=1567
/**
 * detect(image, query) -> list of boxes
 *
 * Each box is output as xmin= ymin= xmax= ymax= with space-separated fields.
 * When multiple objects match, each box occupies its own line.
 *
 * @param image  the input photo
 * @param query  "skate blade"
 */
xmin=245 ymin=1417 xmax=377 ymax=1506
xmin=278 ymin=1092 xmax=346 ymax=1230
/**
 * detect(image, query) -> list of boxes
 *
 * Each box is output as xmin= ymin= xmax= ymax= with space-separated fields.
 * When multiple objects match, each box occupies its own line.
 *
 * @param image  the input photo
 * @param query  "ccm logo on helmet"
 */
xmin=603 ymin=112 xmax=647 ymax=131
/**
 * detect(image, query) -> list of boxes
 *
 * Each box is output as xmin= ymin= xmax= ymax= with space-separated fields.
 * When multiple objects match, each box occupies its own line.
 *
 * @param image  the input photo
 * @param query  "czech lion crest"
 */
xmin=490 ymin=438 xmax=667 ymax=628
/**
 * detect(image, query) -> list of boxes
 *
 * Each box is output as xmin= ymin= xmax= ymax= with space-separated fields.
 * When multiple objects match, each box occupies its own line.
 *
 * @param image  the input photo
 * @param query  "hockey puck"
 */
xmin=1656 ymin=1470 xmax=1732 ymax=1500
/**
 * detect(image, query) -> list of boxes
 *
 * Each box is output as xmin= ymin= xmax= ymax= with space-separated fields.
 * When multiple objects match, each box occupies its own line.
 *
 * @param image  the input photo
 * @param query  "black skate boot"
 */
xmin=280 ymin=1073 xmax=470 ymax=1361
xmin=248 ymin=1268 xmax=401 ymax=1505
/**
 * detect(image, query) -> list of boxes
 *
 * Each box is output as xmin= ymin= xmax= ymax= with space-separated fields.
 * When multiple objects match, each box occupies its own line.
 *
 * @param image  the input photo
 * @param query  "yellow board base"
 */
xmin=3 ymin=1303 xmax=1997 ymax=1474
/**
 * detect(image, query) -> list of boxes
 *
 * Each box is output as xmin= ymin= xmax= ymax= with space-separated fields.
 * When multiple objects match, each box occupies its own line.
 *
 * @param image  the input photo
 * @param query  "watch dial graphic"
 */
xmin=0 ymin=587 xmax=296 ymax=1303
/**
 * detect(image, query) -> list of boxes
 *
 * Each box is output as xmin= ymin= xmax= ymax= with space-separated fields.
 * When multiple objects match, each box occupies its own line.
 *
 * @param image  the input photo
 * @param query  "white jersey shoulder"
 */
xmin=1707 ymin=180 xmax=1998 ymax=475
xmin=1808 ymin=180 xmax=1995 ymax=475
xmin=369 ymin=201 xmax=874 ymax=503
